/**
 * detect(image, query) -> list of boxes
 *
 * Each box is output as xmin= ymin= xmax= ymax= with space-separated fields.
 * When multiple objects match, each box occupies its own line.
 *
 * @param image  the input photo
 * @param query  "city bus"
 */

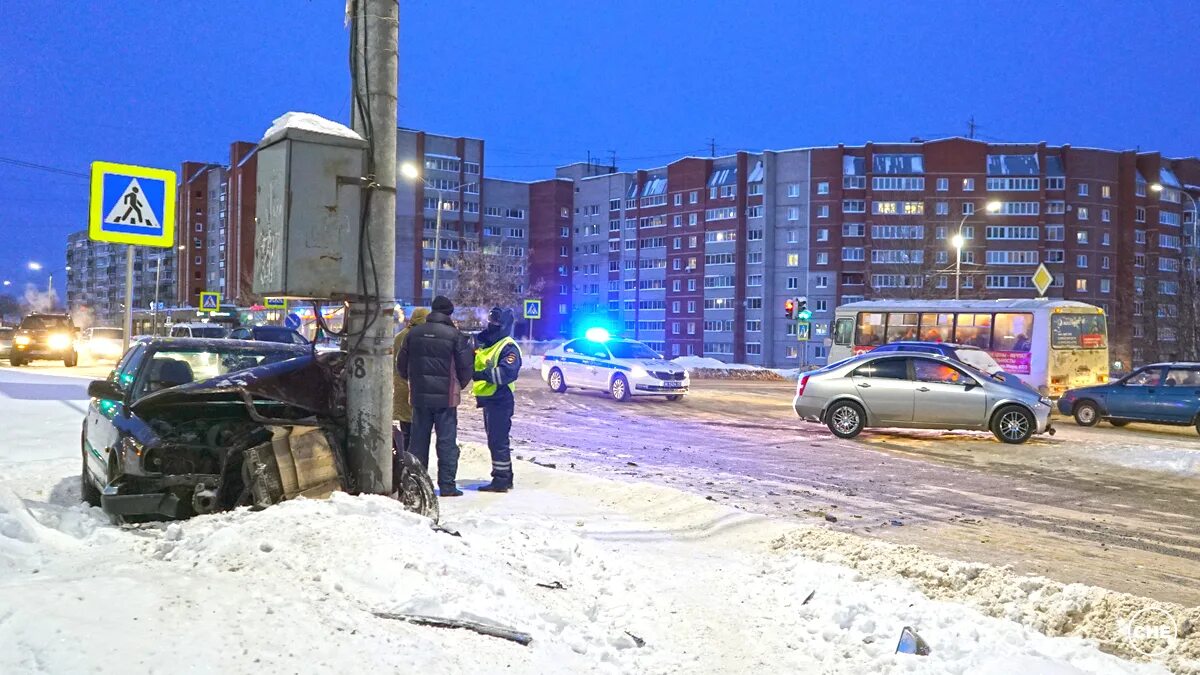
xmin=827 ymin=299 xmax=1108 ymax=396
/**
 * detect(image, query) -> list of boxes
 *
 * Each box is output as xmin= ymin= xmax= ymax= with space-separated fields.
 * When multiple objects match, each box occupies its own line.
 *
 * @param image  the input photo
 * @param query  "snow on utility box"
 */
xmin=254 ymin=112 xmax=367 ymax=299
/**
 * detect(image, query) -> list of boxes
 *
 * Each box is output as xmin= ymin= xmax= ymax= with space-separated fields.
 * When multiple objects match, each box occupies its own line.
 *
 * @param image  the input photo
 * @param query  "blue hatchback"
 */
xmin=1058 ymin=363 xmax=1200 ymax=433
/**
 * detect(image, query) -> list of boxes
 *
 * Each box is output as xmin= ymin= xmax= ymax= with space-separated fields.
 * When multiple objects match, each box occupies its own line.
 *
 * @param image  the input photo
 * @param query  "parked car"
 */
xmin=1058 ymin=363 xmax=1200 ymax=434
xmin=80 ymin=327 xmax=125 ymax=360
xmin=541 ymin=333 xmax=689 ymax=402
xmin=793 ymin=351 xmax=1054 ymax=444
xmin=168 ymin=323 xmax=228 ymax=339
xmin=0 ymin=326 xmax=12 ymax=363
xmin=871 ymin=341 xmax=1004 ymax=374
xmin=81 ymin=338 xmax=437 ymax=523
xmin=10 ymin=313 xmax=79 ymax=366
xmin=228 ymin=325 xmax=310 ymax=345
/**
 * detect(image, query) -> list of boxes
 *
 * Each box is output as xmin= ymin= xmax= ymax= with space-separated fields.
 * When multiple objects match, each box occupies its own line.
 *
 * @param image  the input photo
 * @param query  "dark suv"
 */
xmin=11 ymin=313 xmax=79 ymax=366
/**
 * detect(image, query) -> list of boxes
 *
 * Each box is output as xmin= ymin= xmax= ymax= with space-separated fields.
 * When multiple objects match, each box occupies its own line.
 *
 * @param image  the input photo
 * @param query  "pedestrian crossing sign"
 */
xmin=264 ymin=297 xmax=287 ymax=310
xmin=89 ymin=161 xmax=176 ymax=248
xmin=523 ymin=299 xmax=541 ymax=320
xmin=200 ymin=292 xmax=221 ymax=312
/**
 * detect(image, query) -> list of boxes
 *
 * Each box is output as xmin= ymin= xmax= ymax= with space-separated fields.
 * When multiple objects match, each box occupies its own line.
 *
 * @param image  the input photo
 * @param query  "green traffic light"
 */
xmin=797 ymin=309 xmax=812 ymax=320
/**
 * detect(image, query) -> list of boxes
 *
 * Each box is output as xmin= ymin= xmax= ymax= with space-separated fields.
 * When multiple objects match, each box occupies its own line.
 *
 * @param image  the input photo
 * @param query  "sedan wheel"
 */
xmin=547 ymin=367 xmax=567 ymax=393
xmin=610 ymin=375 xmax=630 ymax=402
xmin=826 ymin=401 xmax=865 ymax=439
xmin=992 ymin=405 xmax=1034 ymax=444
xmin=1073 ymin=401 xmax=1100 ymax=427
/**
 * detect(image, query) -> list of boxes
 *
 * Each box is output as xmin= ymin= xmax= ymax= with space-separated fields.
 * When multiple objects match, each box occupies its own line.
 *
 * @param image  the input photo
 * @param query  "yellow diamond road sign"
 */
xmin=1032 ymin=264 xmax=1054 ymax=296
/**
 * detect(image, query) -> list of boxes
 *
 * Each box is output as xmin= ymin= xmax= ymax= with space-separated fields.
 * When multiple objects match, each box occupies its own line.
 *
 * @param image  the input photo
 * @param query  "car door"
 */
xmin=86 ymin=344 xmax=147 ymax=481
xmin=579 ymin=341 xmax=614 ymax=389
xmin=848 ymin=357 xmax=914 ymax=424
xmin=555 ymin=340 xmax=590 ymax=389
xmin=911 ymin=357 xmax=988 ymax=427
xmin=1106 ymin=367 xmax=1165 ymax=421
xmin=1159 ymin=367 xmax=1200 ymax=423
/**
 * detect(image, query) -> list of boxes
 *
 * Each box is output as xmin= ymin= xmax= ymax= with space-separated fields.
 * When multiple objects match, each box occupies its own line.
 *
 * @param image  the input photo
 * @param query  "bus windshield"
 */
xmin=1051 ymin=314 xmax=1107 ymax=349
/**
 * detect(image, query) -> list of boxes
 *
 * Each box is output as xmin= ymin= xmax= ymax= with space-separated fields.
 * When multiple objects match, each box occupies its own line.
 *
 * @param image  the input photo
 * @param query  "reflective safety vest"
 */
xmin=472 ymin=336 xmax=520 ymax=398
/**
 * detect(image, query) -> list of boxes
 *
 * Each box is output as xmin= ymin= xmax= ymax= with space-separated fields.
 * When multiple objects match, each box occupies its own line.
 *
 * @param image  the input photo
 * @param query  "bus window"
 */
xmin=885 ymin=313 xmax=919 ymax=343
xmin=1051 ymin=313 xmax=1107 ymax=349
xmin=993 ymin=313 xmax=1033 ymax=352
xmin=856 ymin=312 xmax=885 ymax=346
xmin=918 ymin=313 xmax=953 ymax=343
xmin=954 ymin=313 xmax=993 ymax=349
xmin=834 ymin=318 xmax=854 ymax=346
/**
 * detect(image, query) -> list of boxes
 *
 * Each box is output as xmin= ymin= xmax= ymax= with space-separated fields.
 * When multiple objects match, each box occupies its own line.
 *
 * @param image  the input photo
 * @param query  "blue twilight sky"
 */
xmin=1 ymin=0 xmax=1198 ymax=295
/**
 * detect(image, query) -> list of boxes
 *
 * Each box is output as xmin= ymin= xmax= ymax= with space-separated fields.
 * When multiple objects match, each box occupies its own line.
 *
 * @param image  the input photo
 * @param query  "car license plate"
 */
xmin=663 ymin=381 xmax=682 ymax=389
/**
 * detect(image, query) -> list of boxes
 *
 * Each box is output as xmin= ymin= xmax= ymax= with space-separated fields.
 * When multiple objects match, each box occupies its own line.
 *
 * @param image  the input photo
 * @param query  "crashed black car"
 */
xmin=81 ymin=338 xmax=437 ymax=523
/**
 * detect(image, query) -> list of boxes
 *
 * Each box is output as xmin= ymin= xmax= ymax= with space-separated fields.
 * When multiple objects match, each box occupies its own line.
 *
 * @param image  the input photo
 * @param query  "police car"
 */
xmin=541 ymin=329 xmax=689 ymax=402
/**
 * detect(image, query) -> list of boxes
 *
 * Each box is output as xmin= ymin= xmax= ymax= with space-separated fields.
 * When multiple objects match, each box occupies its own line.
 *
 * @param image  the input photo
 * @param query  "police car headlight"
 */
xmin=630 ymin=365 xmax=648 ymax=378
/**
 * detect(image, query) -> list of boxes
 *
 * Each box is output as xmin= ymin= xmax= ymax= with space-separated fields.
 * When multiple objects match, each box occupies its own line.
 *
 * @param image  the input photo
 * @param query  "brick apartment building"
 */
xmin=530 ymin=138 xmax=1199 ymax=369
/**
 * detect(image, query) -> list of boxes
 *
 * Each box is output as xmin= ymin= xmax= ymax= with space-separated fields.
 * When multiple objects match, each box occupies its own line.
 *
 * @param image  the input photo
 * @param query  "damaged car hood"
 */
xmin=132 ymin=351 xmax=345 ymax=417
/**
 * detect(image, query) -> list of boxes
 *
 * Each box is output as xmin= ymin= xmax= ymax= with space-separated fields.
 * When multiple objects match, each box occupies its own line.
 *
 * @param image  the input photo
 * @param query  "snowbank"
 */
xmin=261 ymin=112 xmax=363 ymax=145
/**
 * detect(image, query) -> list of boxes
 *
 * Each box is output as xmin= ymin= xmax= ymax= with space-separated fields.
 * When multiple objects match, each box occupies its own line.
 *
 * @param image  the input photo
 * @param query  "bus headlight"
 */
xmin=48 ymin=333 xmax=73 ymax=350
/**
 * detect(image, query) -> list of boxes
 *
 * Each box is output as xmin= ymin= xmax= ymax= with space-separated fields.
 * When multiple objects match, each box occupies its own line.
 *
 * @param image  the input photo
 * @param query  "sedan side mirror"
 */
xmin=88 ymin=379 xmax=123 ymax=401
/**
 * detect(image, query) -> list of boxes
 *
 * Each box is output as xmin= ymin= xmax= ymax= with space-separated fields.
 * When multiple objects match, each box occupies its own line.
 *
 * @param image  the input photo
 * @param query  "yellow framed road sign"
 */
xmin=88 ymin=161 xmax=177 ymax=248
xmin=264 ymin=297 xmax=287 ymax=310
xmin=200 ymin=292 xmax=221 ymax=312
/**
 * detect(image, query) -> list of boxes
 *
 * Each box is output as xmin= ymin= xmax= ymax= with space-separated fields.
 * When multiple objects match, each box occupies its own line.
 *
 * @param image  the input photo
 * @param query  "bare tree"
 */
xmin=451 ymin=248 xmax=546 ymax=329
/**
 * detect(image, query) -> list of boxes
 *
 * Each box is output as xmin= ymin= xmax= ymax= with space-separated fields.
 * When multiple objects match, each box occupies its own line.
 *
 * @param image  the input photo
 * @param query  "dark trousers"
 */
xmin=481 ymin=397 xmax=514 ymax=486
xmin=409 ymin=407 xmax=460 ymax=490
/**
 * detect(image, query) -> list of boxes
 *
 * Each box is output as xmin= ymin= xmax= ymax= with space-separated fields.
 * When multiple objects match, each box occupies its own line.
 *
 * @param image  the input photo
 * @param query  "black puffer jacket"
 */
xmin=396 ymin=312 xmax=474 ymax=409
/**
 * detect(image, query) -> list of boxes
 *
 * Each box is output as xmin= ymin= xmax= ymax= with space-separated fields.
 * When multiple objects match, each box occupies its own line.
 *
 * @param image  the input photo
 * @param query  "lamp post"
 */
xmin=401 ymin=162 xmax=454 ymax=302
xmin=27 ymin=261 xmax=70 ymax=309
xmin=949 ymin=201 xmax=1001 ymax=300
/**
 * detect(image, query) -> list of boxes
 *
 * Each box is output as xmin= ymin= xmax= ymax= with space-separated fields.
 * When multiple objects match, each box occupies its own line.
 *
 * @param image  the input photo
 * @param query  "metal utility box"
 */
xmin=254 ymin=126 xmax=367 ymax=298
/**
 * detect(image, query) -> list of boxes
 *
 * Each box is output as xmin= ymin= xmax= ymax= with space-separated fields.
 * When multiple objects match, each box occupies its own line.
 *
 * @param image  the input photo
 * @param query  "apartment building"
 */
xmin=65 ymin=231 xmax=177 ymax=326
xmin=175 ymin=162 xmax=224 ymax=306
xmin=225 ymin=141 xmax=258 ymax=303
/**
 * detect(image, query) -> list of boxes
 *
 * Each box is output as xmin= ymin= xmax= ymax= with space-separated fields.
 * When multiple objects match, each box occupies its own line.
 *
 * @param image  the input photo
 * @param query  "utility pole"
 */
xmin=967 ymin=116 xmax=977 ymax=139
xmin=345 ymin=0 xmax=398 ymax=495
xmin=709 ymin=138 xmax=716 ymax=157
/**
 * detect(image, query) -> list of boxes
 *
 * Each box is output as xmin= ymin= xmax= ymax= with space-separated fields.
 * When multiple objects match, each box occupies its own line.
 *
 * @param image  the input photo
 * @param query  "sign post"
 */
xmin=89 ymin=161 xmax=176 ymax=353
xmin=523 ymin=299 xmax=541 ymax=341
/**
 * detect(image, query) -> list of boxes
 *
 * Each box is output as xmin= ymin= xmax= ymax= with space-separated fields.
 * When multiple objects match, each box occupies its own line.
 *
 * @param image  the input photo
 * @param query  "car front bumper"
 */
xmin=101 ymin=471 xmax=222 ymax=519
xmin=629 ymin=373 xmax=690 ymax=395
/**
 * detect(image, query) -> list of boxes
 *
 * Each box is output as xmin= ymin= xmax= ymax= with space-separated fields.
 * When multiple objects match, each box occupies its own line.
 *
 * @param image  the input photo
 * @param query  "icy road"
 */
xmin=464 ymin=376 xmax=1200 ymax=608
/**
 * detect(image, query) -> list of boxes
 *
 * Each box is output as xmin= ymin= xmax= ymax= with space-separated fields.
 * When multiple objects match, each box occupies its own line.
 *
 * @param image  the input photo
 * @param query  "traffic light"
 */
xmin=796 ymin=296 xmax=811 ymax=320
xmin=784 ymin=298 xmax=796 ymax=319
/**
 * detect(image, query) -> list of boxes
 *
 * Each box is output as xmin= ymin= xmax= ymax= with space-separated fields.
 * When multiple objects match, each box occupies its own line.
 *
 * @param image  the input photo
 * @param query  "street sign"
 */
xmin=88 ymin=161 xmax=176 ymax=247
xmin=199 ymin=292 xmax=221 ymax=313
xmin=284 ymin=313 xmax=302 ymax=330
xmin=796 ymin=320 xmax=811 ymax=342
xmin=1032 ymin=263 xmax=1054 ymax=296
xmin=523 ymin=299 xmax=542 ymax=320
xmin=265 ymin=297 xmax=287 ymax=310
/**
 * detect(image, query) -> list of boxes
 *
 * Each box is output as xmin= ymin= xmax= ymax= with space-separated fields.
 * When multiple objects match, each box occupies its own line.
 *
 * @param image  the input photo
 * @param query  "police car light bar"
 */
xmin=585 ymin=327 xmax=610 ymax=343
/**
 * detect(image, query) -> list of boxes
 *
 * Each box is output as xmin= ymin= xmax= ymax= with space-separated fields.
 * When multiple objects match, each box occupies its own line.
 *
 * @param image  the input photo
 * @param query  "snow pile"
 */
xmin=772 ymin=526 xmax=1199 ymax=672
xmin=261 ymin=112 xmax=363 ymax=145
xmin=671 ymin=355 xmax=760 ymax=371
xmin=671 ymin=356 xmax=785 ymax=381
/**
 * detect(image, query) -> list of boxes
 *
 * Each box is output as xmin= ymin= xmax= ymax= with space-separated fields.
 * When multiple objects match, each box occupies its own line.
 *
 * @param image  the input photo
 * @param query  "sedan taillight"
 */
xmin=796 ymin=375 xmax=810 ymax=398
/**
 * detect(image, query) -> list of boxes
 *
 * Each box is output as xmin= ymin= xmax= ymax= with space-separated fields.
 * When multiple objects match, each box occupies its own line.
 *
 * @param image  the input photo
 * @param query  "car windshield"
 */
xmin=92 ymin=328 xmax=123 ymax=340
xmin=193 ymin=326 xmax=227 ymax=338
xmin=148 ymin=345 xmax=305 ymax=384
xmin=253 ymin=326 xmax=309 ymax=344
xmin=951 ymin=347 xmax=1002 ymax=374
xmin=19 ymin=316 xmax=72 ymax=330
xmin=607 ymin=341 xmax=659 ymax=360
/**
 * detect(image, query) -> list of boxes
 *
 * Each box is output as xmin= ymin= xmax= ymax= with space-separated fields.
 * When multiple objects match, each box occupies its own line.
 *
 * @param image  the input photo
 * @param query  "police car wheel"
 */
xmin=548 ymin=368 xmax=567 ymax=393
xmin=666 ymin=394 xmax=683 ymax=402
xmin=610 ymin=375 xmax=630 ymax=402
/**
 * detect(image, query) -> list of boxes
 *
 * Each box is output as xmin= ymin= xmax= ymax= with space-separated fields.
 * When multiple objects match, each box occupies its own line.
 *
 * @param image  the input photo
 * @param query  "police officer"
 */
xmin=472 ymin=306 xmax=521 ymax=492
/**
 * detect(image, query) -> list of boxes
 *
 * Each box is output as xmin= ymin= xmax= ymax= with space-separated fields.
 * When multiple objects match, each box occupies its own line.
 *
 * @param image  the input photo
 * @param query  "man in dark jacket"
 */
xmin=396 ymin=296 xmax=474 ymax=497
xmin=472 ymin=307 xmax=522 ymax=492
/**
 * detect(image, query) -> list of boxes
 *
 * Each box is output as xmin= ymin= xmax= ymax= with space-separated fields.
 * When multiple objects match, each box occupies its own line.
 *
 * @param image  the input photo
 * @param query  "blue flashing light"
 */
xmin=584 ymin=327 xmax=610 ymax=343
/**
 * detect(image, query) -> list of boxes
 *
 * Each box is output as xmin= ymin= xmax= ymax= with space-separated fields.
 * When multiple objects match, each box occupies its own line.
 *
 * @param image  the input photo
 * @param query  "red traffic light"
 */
xmin=784 ymin=299 xmax=795 ymax=319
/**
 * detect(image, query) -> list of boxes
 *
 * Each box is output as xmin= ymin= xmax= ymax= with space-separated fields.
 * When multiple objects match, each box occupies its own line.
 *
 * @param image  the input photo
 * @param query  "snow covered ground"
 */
xmin=0 ymin=368 xmax=1190 ymax=674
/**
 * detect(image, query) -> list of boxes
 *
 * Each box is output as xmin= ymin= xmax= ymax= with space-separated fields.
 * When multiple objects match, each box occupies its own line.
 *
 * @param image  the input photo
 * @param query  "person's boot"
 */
xmin=440 ymin=485 xmax=463 ymax=497
xmin=478 ymin=481 xmax=512 ymax=493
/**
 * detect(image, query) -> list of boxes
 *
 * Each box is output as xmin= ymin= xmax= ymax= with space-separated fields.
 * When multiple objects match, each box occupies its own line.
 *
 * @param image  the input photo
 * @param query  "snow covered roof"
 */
xmin=987 ymin=154 xmax=1039 ymax=176
xmin=747 ymin=160 xmax=764 ymax=183
xmin=260 ymin=112 xmax=363 ymax=146
xmin=872 ymin=154 xmax=923 ymax=175
xmin=839 ymin=298 xmax=1102 ymax=312
xmin=1160 ymin=167 xmax=1182 ymax=188
xmin=1045 ymin=155 xmax=1064 ymax=177
xmin=641 ymin=176 xmax=667 ymax=197
xmin=707 ymin=168 xmax=737 ymax=188
xmin=843 ymin=155 xmax=865 ymax=176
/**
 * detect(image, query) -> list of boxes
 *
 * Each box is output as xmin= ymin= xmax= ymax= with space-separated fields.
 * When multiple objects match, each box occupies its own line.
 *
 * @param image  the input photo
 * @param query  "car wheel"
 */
xmin=9 ymin=356 xmax=23 ymax=367
xmin=547 ymin=367 xmax=567 ymax=393
xmin=826 ymin=400 xmax=865 ymax=439
xmin=1073 ymin=400 xmax=1100 ymax=427
xmin=666 ymin=394 xmax=683 ymax=402
xmin=610 ymin=374 xmax=630 ymax=402
xmin=81 ymin=446 xmax=101 ymax=507
xmin=1110 ymin=420 xmax=1130 ymax=428
xmin=64 ymin=351 xmax=78 ymax=367
xmin=992 ymin=405 xmax=1035 ymax=444
xmin=394 ymin=450 xmax=440 ymax=524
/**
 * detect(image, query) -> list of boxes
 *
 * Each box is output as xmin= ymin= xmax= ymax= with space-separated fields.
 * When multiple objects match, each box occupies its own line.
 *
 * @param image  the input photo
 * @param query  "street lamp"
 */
xmin=400 ymin=161 xmax=454 ymax=302
xmin=28 ymin=261 xmax=70 ymax=308
xmin=1150 ymin=182 xmax=1164 ymax=193
xmin=950 ymin=201 xmax=1001 ymax=300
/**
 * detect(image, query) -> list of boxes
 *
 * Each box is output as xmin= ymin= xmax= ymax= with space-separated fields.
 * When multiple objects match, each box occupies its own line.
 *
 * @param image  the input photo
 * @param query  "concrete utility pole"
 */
xmin=345 ymin=0 xmax=398 ymax=495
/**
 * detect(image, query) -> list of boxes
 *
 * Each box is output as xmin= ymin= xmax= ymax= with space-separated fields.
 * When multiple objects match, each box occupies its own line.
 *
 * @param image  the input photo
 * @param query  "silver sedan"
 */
xmin=794 ymin=352 xmax=1054 ymax=444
